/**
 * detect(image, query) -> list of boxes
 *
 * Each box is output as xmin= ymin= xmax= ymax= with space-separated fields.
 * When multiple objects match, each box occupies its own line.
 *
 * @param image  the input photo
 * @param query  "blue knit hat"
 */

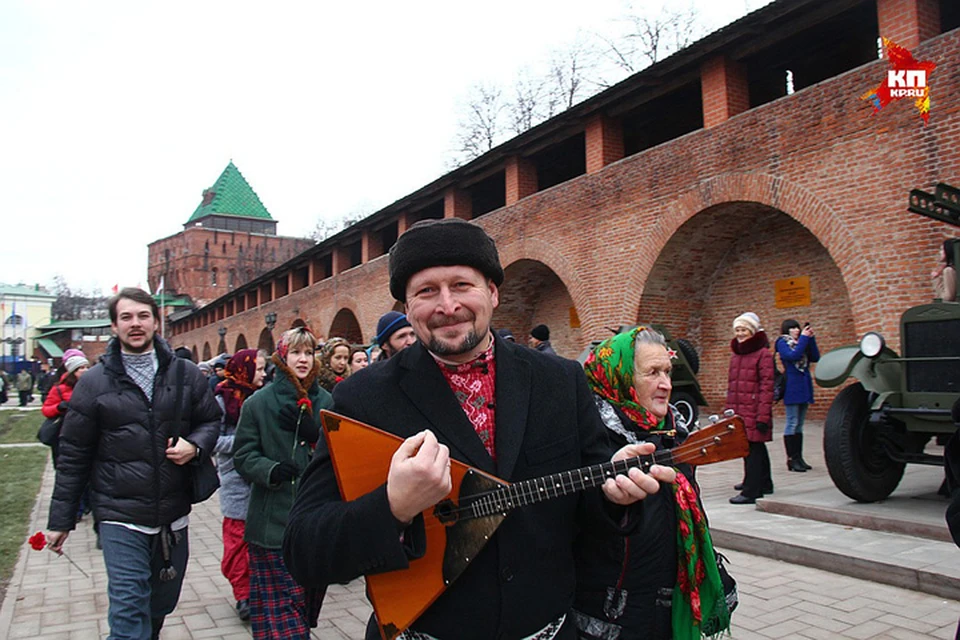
xmin=375 ymin=311 xmax=411 ymax=347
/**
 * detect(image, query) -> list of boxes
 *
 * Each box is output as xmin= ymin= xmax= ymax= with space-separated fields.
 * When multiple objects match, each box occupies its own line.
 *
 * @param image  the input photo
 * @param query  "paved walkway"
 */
xmin=2 ymin=420 xmax=959 ymax=639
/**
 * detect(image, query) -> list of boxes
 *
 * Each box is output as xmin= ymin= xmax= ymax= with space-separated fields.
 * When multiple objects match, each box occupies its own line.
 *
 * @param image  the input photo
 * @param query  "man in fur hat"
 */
xmin=285 ymin=218 xmax=675 ymax=640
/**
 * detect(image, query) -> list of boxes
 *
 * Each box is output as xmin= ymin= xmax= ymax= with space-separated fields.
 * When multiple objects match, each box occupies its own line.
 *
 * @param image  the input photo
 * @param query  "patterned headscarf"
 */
xmin=215 ymin=349 xmax=260 ymax=426
xmin=318 ymin=337 xmax=350 ymax=392
xmin=584 ymin=327 xmax=730 ymax=638
xmin=583 ymin=326 xmax=663 ymax=431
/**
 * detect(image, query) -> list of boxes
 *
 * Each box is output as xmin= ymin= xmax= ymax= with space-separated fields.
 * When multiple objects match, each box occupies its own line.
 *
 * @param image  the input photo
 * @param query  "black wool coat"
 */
xmin=284 ymin=335 xmax=635 ymax=640
xmin=47 ymin=337 xmax=221 ymax=531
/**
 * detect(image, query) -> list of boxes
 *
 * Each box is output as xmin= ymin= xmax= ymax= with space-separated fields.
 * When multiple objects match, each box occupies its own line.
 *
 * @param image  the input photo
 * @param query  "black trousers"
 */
xmin=742 ymin=441 xmax=771 ymax=499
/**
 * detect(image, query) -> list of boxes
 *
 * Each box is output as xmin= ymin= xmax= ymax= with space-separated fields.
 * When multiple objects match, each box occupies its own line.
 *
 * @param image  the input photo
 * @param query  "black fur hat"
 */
xmin=388 ymin=219 xmax=504 ymax=301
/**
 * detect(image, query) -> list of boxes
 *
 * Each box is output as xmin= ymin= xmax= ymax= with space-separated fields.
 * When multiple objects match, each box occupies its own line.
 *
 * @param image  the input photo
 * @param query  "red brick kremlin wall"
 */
xmin=171 ymin=14 xmax=959 ymax=419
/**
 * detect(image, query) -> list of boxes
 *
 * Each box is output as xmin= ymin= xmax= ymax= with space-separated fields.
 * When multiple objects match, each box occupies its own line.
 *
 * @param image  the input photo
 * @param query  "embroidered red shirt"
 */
xmin=435 ymin=343 xmax=497 ymax=460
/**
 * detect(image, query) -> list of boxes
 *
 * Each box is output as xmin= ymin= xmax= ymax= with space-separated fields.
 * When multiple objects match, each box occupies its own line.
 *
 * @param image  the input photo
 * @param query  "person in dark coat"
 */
xmin=46 ymin=287 xmax=221 ymax=640
xmin=727 ymin=312 xmax=774 ymax=505
xmin=529 ymin=323 xmax=558 ymax=355
xmin=374 ymin=310 xmax=416 ymax=360
xmin=575 ymin=327 xmax=730 ymax=640
xmin=283 ymin=218 xmax=674 ymax=640
xmin=775 ymin=319 xmax=820 ymax=472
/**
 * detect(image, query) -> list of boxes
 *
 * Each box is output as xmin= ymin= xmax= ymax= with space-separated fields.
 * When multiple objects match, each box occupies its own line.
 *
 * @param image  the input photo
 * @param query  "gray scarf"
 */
xmin=122 ymin=351 xmax=157 ymax=402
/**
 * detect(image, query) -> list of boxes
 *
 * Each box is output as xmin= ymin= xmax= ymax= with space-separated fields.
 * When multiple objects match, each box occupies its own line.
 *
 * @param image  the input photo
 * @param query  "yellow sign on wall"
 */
xmin=775 ymin=276 xmax=811 ymax=308
xmin=569 ymin=306 xmax=581 ymax=329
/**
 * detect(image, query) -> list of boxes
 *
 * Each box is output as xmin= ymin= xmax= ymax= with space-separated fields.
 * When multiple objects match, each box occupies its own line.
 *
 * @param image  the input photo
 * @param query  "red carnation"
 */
xmin=297 ymin=398 xmax=313 ymax=413
xmin=29 ymin=531 xmax=47 ymax=551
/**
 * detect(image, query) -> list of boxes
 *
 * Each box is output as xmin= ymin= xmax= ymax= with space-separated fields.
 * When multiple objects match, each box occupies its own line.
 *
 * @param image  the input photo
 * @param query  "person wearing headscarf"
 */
xmin=213 ymin=349 xmax=267 ymax=621
xmin=727 ymin=312 xmax=775 ymax=504
xmin=575 ymin=327 xmax=730 ymax=640
xmin=41 ymin=349 xmax=91 ymax=466
xmin=317 ymin=337 xmax=351 ymax=392
xmin=234 ymin=328 xmax=332 ymax=639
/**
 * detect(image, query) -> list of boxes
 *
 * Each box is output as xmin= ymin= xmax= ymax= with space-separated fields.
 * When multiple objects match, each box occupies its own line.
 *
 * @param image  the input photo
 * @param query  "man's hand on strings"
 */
xmin=386 ymin=430 xmax=452 ymax=524
xmin=601 ymin=442 xmax=677 ymax=505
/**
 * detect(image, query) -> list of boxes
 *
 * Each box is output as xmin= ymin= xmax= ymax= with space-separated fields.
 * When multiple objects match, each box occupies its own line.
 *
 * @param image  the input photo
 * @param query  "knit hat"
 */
xmin=375 ymin=311 xmax=412 ymax=347
xmin=388 ymin=218 xmax=504 ymax=302
xmin=733 ymin=312 xmax=760 ymax=334
xmin=62 ymin=348 xmax=84 ymax=362
xmin=64 ymin=353 xmax=90 ymax=374
xmin=198 ymin=362 xmax=213 ymax=374
xmin=530 ymin=324 xmax=550 ymax=341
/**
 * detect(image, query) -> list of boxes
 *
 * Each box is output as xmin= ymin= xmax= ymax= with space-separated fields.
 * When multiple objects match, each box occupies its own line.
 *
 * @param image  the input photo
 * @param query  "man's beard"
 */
xmin=427 ymin=327 xmax=484 ymax=357
xmin=119 ymin=333 xmax=155 ymax=354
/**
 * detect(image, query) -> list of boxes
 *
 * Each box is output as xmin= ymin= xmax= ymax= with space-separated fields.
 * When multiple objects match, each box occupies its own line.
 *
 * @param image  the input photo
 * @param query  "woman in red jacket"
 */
xmin=41 ymin=349 xmax=89 ymax=478
xmin=727 ymin=313 xmax=775 ymax=504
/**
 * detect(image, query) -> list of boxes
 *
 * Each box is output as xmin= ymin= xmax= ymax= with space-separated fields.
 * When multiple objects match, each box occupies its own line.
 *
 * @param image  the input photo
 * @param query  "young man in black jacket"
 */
xmin=46 ymin=288 xmax=221 ymax=640
xmin=284 ymin=219 xmax=675 ymax=640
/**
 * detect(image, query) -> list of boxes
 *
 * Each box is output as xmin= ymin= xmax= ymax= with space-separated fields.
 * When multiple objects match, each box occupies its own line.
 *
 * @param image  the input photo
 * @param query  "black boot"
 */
xmin=786 ymin=435 xmax=806 ymax=472
xmin=796 ymin=433 xmax=812 ymax=470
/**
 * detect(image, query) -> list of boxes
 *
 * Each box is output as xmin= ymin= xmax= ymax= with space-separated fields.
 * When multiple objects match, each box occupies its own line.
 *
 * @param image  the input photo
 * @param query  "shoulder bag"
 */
xmin=172 ymin=358 xmax=220 ymax=503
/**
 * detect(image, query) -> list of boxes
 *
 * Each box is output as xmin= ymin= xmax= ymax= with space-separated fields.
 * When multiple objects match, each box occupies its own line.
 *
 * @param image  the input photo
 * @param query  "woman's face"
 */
xmin=789 ymin=326 xmax=801 ymax=340
xmin=350 ymin=351 xmax=368 ymax=373
xmin=74 ymin=365 xmax=89 ymax=379
xmin=632 ymin=343 xmax=673 ymax=420
xmin=330 ymin=345 xmax=350 ymax=375
xmin=252 ymin=356 xmax=266 ymax=387
xmin=286 ymin=346 xmax=315 ymax=380
xmin=734 ymin=326 xmax=753 ymax=343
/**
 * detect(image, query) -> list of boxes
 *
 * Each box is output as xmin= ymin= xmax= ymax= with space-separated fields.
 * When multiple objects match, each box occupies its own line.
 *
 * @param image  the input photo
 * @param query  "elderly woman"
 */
xmin=728 ymin=313 xmax=775 ymax=505
xmin=575 ymin=327 xmax=729 ymax=640
xmin=234 ymin=328 xmax=333 ymax=638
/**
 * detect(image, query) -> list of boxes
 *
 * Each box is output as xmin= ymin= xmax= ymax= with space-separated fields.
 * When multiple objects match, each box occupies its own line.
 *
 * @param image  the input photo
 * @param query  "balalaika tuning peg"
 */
xmin=723 ymin=409 xmax=735 ymax=418
xmin=708 ymin=414 xmax=719 ymax=424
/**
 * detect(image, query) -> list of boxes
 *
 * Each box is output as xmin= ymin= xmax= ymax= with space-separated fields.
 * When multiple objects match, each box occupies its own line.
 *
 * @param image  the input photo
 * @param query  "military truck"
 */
xmin=576 ymin=323 xmax=706 ymax=430
xmin=815 ymin=183 xmax=960 ymax=502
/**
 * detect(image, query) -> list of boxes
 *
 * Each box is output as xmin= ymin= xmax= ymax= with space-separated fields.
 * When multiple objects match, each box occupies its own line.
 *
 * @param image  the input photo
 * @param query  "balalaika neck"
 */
xmin=468 ymin=449 xmax=675 ymax=520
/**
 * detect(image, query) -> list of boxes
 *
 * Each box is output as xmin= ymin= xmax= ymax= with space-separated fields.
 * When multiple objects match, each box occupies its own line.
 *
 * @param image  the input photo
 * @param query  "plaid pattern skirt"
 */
xmin=249 ymin=544 xmax=322 ymax=639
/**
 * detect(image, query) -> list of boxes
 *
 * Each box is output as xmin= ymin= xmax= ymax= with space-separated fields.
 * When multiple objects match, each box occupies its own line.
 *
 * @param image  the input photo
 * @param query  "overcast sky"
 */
xmin=1 ymin=0 xmax=762 ymax=294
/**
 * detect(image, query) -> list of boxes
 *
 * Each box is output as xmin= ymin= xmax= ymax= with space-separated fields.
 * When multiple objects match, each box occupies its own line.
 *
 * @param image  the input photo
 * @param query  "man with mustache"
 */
xmin=284 ymin=219 xmax=675 ymax=640
xmin=46 ymin=287 xmax=221 ymax=640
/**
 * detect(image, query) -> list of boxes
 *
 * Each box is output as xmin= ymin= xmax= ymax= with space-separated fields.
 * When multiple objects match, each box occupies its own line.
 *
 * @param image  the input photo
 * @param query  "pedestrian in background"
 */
xmin=234 ymin=327 xmax=332 ymax=639
xmin=41 ymin=349 xmax=90 ymax=466
xmin=213 ymin=348 xmax=267 ymax=622
xmin=317 ymin=337 xmax=350 ymax=392
xmin=775 ymin=319 xmax=820 ymax=472
xmin=528 ymin=323 xmax=558 ymax=355
xmin=932 ymin=238 xmax=958 ymax=302
xmin=727 ymin=312 xmax=775 ymax=505
xmin=348 ymin=345 xmax=368 ymax=375
xmin=373 ymin=310 xmax=416 ymax=360
xmin=16 ymin=368 xmax=33 ymax=406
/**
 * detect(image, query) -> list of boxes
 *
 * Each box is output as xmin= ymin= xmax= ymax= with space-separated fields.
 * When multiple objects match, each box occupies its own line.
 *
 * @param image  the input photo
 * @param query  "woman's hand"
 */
xmin=601 ymin=443 xmax=677 ymax=505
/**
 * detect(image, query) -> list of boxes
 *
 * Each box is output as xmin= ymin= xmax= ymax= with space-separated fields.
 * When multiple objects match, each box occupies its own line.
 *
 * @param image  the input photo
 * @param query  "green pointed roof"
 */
xmin=187 ymin=162 xmax=273 ymax=223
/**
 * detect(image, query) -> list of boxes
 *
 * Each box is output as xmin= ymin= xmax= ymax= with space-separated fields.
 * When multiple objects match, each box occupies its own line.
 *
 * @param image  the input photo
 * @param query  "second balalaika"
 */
xmin=319 ymin=410 xmax=748 ymax=640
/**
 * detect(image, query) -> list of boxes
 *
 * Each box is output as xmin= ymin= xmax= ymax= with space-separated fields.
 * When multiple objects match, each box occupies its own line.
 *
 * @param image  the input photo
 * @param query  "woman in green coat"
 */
xmin=234 ymin=327 xmax=333 ymax=639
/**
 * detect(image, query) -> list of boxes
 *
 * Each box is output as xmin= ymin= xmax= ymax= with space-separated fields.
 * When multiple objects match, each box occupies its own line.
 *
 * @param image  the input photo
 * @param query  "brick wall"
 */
xmin=172 ymin=28 xmax=960 ymax=423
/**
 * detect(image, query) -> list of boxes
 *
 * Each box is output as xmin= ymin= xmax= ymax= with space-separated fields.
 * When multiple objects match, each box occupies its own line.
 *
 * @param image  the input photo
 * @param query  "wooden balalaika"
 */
xmin=319 ymin=410 xmax=748 ymax=640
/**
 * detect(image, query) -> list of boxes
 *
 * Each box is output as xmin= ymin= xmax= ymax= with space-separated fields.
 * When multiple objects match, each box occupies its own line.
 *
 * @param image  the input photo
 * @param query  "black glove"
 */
xmin=270 ymin=460 xmax=299 ymax=484
xmin=756 ymin=422 xmax=770 ymax=434
xmin=57 ymin=402 xmax=68 ymax=414
xmin=279 ymin=402 xmax=320 ymax=444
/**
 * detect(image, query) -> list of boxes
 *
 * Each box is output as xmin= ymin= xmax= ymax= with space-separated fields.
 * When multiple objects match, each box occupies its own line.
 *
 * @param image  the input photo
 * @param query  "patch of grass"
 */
xmin=0 ymin=411 xmax=44 ymax=444
xmin=0 ymin=447 xmax=48 ymax=602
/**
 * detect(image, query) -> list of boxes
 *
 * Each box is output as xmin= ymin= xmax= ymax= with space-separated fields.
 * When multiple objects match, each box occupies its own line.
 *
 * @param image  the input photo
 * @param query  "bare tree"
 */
xmin=545 ymin=37 xmax=598 ymax=111
xmin=450 ymin=82 xmax=509 ymax=166
xmin=310 ymin=210 xmax=369 ymax=242
xmin=51 ymin=275 xmax=109 ymax=321
xmin=509 ymin=69 xmax=551 ymax=135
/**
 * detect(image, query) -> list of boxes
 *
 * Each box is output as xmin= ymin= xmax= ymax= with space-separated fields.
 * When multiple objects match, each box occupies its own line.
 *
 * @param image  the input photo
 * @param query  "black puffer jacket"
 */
xmin=48 ymin=337 xmax=221 ymax=531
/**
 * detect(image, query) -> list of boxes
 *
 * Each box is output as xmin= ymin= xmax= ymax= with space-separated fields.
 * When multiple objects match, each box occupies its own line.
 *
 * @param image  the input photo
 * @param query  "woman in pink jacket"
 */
xmin=727 ymin=312 xmax=775 ymax=504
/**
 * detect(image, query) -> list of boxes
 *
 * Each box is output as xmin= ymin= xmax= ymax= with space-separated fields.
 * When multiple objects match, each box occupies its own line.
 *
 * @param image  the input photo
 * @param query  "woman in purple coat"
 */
xmin=775 ymin=319 xmax=820 ymax=472
xmin=727 ymin=312 xmax=775 ymax=504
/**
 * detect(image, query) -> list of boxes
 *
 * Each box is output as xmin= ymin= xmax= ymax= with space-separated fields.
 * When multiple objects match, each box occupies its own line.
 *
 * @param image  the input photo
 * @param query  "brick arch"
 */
xmin=626 ymin=172 xmax=874 ymax=336
xmin=202 ymin=342 xmax=212 ymax=361
xmin=257 ymin=328 xmax=275 ymax=353
xmin=329 ymin=308 xmax=364 ymax=345
xmin=234 ymin=333 xmax=248 ymax=352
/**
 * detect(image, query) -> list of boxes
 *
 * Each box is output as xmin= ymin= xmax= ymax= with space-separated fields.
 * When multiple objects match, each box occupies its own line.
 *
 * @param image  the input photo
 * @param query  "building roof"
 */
xmin=38 ymin=319 xmax=111 ymax=330
xmin=187 ymin=161 xmax=273 ymax=223
xmin=36 ymin=338 xmax=64 ymax=358
xmin=0 ymin=283 xmax=57 ymax=300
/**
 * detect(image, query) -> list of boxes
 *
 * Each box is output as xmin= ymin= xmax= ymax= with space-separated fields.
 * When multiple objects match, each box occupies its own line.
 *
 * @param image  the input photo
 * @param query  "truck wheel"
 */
xmin=676 ymin=339 xmax=700 ymax=375
xmin=823 ymin=382 xmax=904 ymax=502
xmin=670 ymin=390 xmax=699 ymax=431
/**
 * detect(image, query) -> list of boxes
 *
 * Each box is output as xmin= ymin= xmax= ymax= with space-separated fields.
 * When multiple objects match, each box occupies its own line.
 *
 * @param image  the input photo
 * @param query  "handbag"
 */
xmin=37 ymin=414 xmax=64 ymax=447
xmin=172 ymin=358 xmax=220 ymax=503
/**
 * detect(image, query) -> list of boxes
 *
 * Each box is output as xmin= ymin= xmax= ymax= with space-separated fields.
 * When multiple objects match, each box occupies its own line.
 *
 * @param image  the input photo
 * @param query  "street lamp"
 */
xmin=265 ymin=312 xmax=277 ymax=332
xmin=1 ymin=336 xmax=25 ymax=373
xmin=217 ymin=325 xmax=227 ymax=356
